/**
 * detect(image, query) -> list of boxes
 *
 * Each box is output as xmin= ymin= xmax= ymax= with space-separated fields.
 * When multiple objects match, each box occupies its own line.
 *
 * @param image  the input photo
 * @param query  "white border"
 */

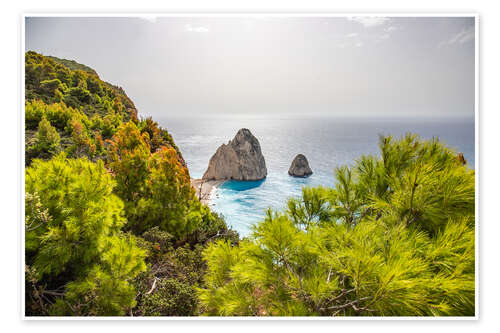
xmin=20 ymin=12 xmax=479 ymax=321
xmin=25 ymin=13 xmax=477 ymax=18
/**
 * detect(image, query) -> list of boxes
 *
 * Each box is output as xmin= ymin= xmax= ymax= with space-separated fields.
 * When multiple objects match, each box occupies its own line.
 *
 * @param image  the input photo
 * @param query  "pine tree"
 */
xmin=198 ymin=134 xmax=475 ymax=317
xmin=27 ymin=117 xmax=61 ymax=163
xmin=25 ymin=154 xmax=146 ymax=316
xmin=106 ymin=121 xmax=199 ymax=237
xmin=67 ymin=117 xmax=97 ymax=158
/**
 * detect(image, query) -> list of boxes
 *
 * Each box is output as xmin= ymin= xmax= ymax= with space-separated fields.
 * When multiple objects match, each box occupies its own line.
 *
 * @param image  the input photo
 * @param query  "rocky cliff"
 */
xmin=202 ymin=128 xmax=267 ymax=181
xmin=288 ymin=154 xmax=313 ymax=177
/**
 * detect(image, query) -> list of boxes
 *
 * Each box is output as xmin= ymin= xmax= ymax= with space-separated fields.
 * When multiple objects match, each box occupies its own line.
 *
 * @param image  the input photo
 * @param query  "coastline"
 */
xmin=191 ymin=179 xmax=225 ymax=205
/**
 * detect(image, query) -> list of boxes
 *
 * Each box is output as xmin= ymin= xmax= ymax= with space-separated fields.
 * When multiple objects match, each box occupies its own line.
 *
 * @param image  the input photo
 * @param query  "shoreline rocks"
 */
xmin=202 ymin=128 xmax=267 ymax=181
xmin=288 ymin=154 xmax=313 ymax=177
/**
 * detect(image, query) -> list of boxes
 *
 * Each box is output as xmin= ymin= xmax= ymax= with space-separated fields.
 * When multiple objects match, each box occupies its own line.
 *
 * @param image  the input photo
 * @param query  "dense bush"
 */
xmin=138 ymin=279 xmax=198 ymax=316
xmin=66 ymin=118 xmax=97 ymax=158
xmin=106 ymin=121 xmax=198 ymax=237
xmin=25 ymin=100 xmax=121 ymax=162
xmin=131 ymin=241 xmax=206 ymax=316
xmin=26 ymin=118 xmax=61 ymax=163
xmin=130 ymin=213 xmax=238 ymax=316
xmin=26 ymin=51 xmax=137 ymax=120
xmin=25 ymin=100 xmax=77 ymax=132
xmin=198 ymin=135 xmax=475 ymax=316
xmin=25 ymin=154 xmax=147 ymax=316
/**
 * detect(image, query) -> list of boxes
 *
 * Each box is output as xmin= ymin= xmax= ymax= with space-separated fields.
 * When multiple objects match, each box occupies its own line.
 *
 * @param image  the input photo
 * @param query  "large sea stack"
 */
xmin=202 ymin=128 xmax=267 ymax=181
xmin=288 ymin=154 xmax=313 ymax=177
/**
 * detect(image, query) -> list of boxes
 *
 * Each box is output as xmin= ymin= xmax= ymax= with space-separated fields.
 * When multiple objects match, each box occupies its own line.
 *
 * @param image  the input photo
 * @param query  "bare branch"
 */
xmin=146 ymin=277 xmax=158 ymax=295
xmin=321 ymin=296 xmax=372 ymax=312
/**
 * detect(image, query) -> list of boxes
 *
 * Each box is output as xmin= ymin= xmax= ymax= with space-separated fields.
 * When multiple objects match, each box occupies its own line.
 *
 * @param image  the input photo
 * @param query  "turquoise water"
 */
xmin=157 ymin=116 xmax=475 ymax=237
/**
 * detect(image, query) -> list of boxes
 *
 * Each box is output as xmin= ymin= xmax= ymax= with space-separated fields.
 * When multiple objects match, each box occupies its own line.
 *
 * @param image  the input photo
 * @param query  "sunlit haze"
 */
xmin=26 ymin=16 xmax=475 ymax=118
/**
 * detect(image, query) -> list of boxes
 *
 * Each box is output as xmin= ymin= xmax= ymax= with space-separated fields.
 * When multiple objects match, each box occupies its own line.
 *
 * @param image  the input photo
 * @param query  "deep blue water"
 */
xmin=157 ymin=116 xmax=475 ymax=237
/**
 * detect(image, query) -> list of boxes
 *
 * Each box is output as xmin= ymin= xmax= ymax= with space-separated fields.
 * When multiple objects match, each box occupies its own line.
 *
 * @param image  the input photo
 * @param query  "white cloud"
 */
xmin=380 ymin=33 xmax=390 ymax=40
xmin=449 ymin=26 xmax=474 ymax=44
xmin=138 ymin=16 xmax=157 ymax=23
xmin=185 ymin=24 xmax=210 ymax=33
xmin=439 ymin=26 xmax=474 ymax=47
xmin=348 ymin=17 xmax=390 ymax=28
xmin=356 ymin=42 xmax=363 ymax=47
xmin=346 ymin=32 xmax=358 ymax=38
xmin=386 ymin=26 xmax=397 ymax=32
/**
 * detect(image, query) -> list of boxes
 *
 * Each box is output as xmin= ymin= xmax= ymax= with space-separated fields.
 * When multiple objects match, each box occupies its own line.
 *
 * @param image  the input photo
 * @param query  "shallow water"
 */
xmin=156 ymin=116 xmax=475 ymax=237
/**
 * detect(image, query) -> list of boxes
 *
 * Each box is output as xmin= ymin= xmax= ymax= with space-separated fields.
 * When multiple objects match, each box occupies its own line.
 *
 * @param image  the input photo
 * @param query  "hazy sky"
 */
xmin=26 ymin=16 xmax=475 ymax=118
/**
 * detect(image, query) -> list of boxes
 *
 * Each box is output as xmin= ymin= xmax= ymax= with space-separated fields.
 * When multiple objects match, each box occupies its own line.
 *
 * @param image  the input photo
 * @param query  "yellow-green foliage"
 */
xmin=106 ymin=121 xmax=200 ymax=237
xmin=26 ymin=51 xmax=137 ymax=120
xmin=25 ymin=99 xmax=124 ymax=160
xmin=26 ymin=99 xmax=82 ymax=131
xmin=26 ymin=117 xmax=61 ymax=163
xmin=25 ymin=154 xmax=147 ymax=316
xmin=362 ymin=135 xmax=475 ymax=235
xmin=24 ymin=52 xmax=186 ymax=167
xmin=199 ymin=135 xmax=475 ymax=316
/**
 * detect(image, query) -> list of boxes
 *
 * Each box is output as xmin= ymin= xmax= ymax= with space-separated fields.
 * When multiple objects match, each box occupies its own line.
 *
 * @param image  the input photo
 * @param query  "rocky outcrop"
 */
xmin=202 ymin=128 xmax=267 ymax=181
xmin=288 ymin=154 xmax=313 ymax=177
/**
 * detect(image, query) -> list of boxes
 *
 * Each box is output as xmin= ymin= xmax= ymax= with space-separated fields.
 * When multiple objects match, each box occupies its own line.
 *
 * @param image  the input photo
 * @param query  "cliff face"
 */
xmin=288 ymin=154 xmax=313 ymax=177
xmin=202 ymin=128 xmax=267 ymax=181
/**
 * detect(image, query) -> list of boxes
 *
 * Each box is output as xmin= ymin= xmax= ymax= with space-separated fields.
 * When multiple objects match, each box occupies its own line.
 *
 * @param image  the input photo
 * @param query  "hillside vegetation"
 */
xmin=24 ymin=52 xmax=237 ymax=316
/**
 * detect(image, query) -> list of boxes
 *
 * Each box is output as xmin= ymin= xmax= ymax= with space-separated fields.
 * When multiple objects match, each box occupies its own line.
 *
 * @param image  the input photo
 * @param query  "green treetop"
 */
xmin=26 ymin=117 xmax=61 ymax=163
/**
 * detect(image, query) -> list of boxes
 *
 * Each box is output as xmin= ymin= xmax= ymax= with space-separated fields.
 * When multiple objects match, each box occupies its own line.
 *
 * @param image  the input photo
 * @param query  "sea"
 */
xmin=157 ymin=116 xmax=475 ymax=237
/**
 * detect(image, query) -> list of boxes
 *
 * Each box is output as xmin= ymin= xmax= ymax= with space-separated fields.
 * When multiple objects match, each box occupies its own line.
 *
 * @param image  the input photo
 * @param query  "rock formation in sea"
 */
xmin=202 ymin=128 xmax=267 ymax=181
xmin=288 ymin=154 xmax=313 ymax=177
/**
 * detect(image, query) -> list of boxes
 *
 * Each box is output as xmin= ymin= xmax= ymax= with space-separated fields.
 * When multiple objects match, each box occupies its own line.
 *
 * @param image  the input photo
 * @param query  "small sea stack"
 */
xmin=288 ymin=154 xmax=313 ymax=178
xmin=202 ymin=128 xmax=267 ymax=181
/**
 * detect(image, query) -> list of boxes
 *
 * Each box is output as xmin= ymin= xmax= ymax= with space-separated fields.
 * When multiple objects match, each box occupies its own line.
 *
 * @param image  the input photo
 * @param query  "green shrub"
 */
xmin=107 ymin=122 xmax=198 ymax=237
xmin=138 ymin=279 xmax=197 ymax=316
xmin=25 ymin=154 xmax=147 ymax=316
xmin=26 ymin=118 xmax=61 ymax=163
